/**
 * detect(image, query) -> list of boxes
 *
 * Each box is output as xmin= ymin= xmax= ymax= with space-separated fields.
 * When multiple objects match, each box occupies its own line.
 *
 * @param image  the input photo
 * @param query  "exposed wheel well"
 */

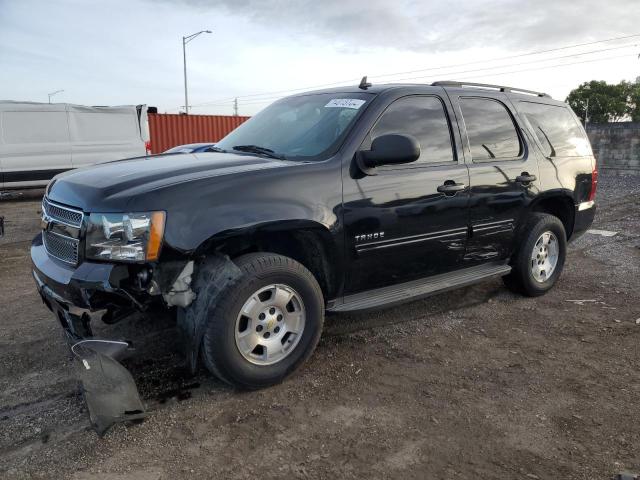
xmin=202 ymin=227 xmax=340 ymax=300
xmin=530 ymin=196 xmax=575 ymax=239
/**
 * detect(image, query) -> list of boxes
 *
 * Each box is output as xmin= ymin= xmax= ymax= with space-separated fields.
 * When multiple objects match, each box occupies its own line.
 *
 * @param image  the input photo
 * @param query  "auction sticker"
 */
xmin=325 ymin=98 xmax=366 ymax=109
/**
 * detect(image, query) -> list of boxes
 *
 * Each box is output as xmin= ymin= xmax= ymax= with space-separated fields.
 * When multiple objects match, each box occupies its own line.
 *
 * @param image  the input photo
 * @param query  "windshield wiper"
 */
xmin=206 ymin=145 xmax=227 ymax=153
xmin=232 ymin=145 xmax=286 ymax=160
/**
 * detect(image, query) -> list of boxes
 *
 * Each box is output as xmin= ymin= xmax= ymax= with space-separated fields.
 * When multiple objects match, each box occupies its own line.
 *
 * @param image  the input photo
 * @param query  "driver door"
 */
xmin=342 ymin=95 xmax=470 ymax=294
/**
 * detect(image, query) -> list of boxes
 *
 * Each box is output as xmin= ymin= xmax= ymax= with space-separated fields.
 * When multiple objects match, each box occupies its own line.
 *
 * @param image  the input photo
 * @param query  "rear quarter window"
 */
xmin=518 ymin=102 xmax=591 ymax=157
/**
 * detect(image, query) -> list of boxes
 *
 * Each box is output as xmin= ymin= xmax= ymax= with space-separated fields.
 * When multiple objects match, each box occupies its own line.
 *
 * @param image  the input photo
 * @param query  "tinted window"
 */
xmin=519 ymin=102 xmax=591 ymax=157
xmin=460 ymin=98 xmax=522 ymax=161
xmin=370 ymin=96 xmax=454 ymax=164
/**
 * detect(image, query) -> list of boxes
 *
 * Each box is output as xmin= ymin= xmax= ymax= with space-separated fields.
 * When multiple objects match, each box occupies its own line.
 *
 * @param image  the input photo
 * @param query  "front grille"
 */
xmin=42 ymin=197 xmax=83 ymax=228
xmin=43 ymin=230 xmax=79 ymax=265
xmin=41 ymin=197 xmax=83 ymax=265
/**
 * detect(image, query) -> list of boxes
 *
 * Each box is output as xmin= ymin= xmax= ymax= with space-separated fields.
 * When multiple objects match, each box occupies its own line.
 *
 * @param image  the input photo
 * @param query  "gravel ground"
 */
xmin=0 ymin=175 xmax=639 ymax=480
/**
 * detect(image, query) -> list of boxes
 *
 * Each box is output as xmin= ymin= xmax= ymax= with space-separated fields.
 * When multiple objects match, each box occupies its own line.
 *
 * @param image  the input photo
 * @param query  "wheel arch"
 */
xmin=194 ymin=220 xmax=343 ymax=301
xmin=527 ymin=191 xmax=575 ymax=240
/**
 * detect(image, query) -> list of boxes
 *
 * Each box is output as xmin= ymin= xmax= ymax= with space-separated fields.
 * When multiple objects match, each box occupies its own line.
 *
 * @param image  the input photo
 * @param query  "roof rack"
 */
xmin=431 ymin=81 xmax=550 ymax=98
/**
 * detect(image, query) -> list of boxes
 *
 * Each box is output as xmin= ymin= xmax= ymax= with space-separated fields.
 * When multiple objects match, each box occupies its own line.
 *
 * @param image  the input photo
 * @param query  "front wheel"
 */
xmin=199 ymin=253 xmax=324 ymax=389
xmin=503 ymin=213 xmax=567 ymax=297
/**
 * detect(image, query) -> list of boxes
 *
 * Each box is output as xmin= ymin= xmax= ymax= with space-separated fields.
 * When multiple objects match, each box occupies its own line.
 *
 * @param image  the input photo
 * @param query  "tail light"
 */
xmin=145 ymin=140 xmax=152 ymax=155
xmin=588 ymin=166 xmax=598 ymax=201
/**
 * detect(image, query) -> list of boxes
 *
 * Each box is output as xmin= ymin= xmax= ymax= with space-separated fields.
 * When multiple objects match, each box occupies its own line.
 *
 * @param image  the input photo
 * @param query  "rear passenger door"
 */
xmin=449 ymin=93 xmax=541 ymax=263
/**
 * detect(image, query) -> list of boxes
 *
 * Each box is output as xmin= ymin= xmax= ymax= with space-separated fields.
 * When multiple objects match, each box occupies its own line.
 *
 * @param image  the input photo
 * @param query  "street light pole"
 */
xmin=48 ymin=89 xmax=64 ymax=104
xmin=182 ymin=30 xmax=212 ymax=114
xmin=182 ymin=38 xmax=188 ymax=114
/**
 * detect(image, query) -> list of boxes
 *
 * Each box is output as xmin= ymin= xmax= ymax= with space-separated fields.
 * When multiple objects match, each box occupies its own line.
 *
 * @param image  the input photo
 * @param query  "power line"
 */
xmin=422 ymin=52 xmax=639 ymax=83
xmin=373 ymin=43 xmax=639 ymax=80
xmin=188 ymin=32 xmax=640 ymax=108
xmin=220 ymin=50 xmax=640 ymax=108
xmin=366 ymin=34 xmax=640 ymax=80
xmin=390 ymin=51 xmax=639 ymax=83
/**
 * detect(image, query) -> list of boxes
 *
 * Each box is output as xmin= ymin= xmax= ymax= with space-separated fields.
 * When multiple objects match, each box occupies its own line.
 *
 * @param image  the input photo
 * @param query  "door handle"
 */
xmin=437 ymin=181 xmax=466 ymax=194
xmin=515 ymin=173 xmax=537 ymax=184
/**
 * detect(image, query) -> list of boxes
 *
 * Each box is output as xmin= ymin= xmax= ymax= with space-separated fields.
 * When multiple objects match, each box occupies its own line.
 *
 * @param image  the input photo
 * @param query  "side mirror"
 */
xmin=359 ymin=134 xmax=420 ymax=170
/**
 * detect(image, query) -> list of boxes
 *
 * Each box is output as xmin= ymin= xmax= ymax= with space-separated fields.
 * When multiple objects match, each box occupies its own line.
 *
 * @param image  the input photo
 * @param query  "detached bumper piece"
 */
xmin=71 ymin=340 xmax=146 ymax=436
xmin=31 ymin=236 xmax=148 ymax=435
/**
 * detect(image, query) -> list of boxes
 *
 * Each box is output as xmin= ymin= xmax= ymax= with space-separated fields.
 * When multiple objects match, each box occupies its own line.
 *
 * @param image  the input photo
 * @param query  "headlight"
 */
xmin=86 ymin=211 xmax=165 ymax=262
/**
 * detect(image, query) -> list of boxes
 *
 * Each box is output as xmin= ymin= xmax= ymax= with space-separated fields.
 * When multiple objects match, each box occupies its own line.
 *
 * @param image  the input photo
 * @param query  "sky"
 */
xmin=1 ymin=0 xmax=639 ymax=116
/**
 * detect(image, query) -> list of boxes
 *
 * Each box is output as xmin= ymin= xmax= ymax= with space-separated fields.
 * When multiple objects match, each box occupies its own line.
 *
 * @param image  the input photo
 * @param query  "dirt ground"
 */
xmin=1 ymin=176 xmax=639 ymax=480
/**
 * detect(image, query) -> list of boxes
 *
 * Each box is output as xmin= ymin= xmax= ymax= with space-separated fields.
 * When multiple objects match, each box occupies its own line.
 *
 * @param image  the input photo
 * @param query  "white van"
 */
xmin=0 ymin=101 xmax=150 ymax=189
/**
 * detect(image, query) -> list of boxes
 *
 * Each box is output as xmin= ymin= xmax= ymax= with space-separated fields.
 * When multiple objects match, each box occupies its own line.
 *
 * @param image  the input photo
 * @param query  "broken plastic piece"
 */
xmin=163 ymin=260 xmax=196 ymax=307
xmin=72 ymin=339 xmax=146 ymax=436
xmin=614 ymin=473 xmax=639 ymax=480
xmin=177 ymin=255 xmax=242 ymax=374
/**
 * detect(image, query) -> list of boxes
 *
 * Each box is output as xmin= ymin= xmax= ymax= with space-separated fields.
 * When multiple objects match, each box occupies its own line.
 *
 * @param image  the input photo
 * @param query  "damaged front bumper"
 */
xmin=31 ymin=235 xmax=149 ymax=434
xmin=31 ymin=233 xmax=142 ymax=339
xmin=30 ymin=234 xmax=226 ymax=434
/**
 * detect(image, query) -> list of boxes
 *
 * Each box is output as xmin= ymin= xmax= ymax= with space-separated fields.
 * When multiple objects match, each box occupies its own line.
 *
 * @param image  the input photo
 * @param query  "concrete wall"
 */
xmin=586 ymin=122 xmax=640 ymax=175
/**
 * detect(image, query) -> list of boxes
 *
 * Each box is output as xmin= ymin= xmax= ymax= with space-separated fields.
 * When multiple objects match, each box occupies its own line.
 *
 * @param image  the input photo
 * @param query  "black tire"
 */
xmin=503 ymin=213 xmax=567 ymax=297
xmin=200 ymin=252 xmax=324 ymax=389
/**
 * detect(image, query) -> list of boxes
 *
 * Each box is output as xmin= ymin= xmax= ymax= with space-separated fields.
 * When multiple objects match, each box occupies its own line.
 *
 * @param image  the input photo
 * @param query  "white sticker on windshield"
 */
xmin=325 ymin=98 xmax=366 ymax=109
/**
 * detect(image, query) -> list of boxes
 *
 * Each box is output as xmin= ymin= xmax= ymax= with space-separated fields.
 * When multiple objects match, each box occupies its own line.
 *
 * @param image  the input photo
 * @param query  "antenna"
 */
xmin=358 ymin=76 xmax=372 ymax=90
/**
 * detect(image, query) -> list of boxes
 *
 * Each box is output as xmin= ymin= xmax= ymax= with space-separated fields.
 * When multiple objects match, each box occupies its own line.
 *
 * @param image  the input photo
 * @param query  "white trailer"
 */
xmin=0 ymin=101 xmax=150 ymax=189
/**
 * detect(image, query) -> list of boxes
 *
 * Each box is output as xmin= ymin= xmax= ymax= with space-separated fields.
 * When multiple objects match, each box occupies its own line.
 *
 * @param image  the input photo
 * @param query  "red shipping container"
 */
xmin=148 ymin=113 xmax=249 ymax=154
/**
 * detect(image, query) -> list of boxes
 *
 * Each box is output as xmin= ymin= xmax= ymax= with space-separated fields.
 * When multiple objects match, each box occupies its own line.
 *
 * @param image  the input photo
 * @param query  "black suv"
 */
xmin=32 ymin=80 xmax=597 ymax=389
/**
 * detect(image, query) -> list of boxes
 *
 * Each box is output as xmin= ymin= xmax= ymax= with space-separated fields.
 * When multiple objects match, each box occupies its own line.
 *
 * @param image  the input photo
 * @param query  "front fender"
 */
xmin=167 ymin=201 xmax=338 ymax=255
xmin=157 ymin=159 xmax=343 ymax=255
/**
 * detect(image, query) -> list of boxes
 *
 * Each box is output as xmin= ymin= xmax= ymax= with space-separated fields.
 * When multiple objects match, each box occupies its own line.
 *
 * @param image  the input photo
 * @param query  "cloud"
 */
xmin=2 ymin=0 xmax=638 ymax=113
xmin=160 ymin=0 xmax=640 ymax=52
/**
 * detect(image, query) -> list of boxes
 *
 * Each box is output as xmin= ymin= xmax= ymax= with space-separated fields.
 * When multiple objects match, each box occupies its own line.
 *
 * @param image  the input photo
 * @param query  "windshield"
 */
xmin=216 ymin=93 xmax=373 ymax=160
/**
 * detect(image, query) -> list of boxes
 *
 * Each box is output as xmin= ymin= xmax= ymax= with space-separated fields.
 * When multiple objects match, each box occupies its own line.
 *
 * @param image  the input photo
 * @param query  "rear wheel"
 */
xmin=503 ymin=213 xmax=567 ymax=297
xmin=200 ymin=253 xmax=324 ymax=389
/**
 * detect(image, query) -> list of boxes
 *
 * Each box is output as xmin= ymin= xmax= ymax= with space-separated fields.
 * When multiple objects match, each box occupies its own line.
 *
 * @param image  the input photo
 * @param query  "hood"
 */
xmin=47 ymin=152 xmax=292 ymax=211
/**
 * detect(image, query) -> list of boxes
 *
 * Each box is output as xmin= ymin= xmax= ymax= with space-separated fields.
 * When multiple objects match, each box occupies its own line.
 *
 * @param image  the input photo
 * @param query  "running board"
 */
xmin=328 ymin=262 xmax=511 ymax=313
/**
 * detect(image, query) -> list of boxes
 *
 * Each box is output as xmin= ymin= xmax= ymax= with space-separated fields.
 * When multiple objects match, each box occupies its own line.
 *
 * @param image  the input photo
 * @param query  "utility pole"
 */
xmin=182 ymin=30 xmax=212 ymax=114
xmin=584 ymin=97 xmax=589 ymax=127
xmin=233 ymin=97 xmax=238 ymax=116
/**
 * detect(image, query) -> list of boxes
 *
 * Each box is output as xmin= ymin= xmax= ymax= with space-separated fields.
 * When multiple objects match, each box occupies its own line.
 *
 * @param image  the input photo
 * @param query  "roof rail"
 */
xmin=431 ymin=81 xmax=550 ymax=98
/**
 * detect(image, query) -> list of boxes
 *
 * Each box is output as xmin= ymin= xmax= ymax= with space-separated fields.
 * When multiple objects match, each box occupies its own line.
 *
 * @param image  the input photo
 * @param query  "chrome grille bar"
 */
xmin=42 ymin=197 xmax=84 ymax=228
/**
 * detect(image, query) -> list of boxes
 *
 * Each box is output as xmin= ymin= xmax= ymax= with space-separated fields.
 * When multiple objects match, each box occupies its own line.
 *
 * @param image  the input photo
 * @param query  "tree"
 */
xmin=566 ymin=80 xmax=630 ymax=123
xmin=566 ymin=80 xmax=640 ymax=123
xmin=628 ymin=81 xmax=640 ymax=122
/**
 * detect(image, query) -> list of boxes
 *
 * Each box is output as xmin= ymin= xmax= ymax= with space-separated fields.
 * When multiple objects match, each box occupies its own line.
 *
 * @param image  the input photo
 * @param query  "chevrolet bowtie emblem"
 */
xmin=40 ymin=213 xmax=51 ymax=231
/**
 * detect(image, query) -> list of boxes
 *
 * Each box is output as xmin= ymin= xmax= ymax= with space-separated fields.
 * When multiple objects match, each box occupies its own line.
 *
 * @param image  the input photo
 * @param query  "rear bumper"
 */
xmin=571 ymin=201 xmax=596 ymax=242
xmin=31 ymin=233 xmax=138 ymax=338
